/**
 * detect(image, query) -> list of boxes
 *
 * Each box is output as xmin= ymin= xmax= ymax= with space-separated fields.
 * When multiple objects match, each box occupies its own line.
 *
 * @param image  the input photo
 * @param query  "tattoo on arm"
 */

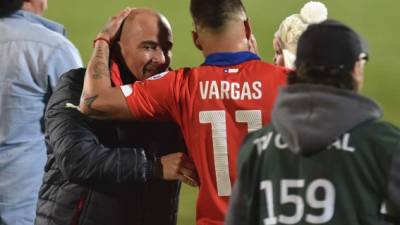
xmin=92 ymin=61 xmax=109 ymax=79
xmin=81 ymin=91 xmax=107 ymax=116
xmin=80 ymin=40 xmax=112 ymax=117
xmin=91 ymin=45 xmax=110 ymax=80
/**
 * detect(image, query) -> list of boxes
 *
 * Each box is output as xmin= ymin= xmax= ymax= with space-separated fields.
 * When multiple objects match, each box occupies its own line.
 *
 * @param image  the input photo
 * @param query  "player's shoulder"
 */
xmin=141 ymin=68 xmax=184 ymax=82
xmin=244 ymin=60 xmax=290 ymax=78
xmin=249 ymin=59 xmax=289 ymax=70
xmin=150 ymin=67 xmax=193 ymax=79
xmin=145 ymin=71 xmax=171 ymax=81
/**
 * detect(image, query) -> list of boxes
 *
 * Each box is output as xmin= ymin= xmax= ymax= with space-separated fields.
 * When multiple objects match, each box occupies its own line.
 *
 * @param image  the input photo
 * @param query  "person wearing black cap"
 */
xmin=226 ymin=20 xmax=400 ymax=225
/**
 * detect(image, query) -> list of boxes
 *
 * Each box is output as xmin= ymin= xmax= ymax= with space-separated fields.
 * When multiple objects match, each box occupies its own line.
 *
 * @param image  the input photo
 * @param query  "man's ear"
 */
xmin=352 ymin=60 xmax=366 ymax=92
xmin=244 ymin=19 xmax=259 ymax=54
xmin=244 ymin=19 xmax=252 ymax=40
xmin=192 ymin=30 xmax=203 ymax=51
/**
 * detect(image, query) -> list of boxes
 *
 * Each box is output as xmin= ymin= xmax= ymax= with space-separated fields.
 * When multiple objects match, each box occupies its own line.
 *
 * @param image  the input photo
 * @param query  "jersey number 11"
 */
xmin=200 ymin=110 xmax=262 ymax=196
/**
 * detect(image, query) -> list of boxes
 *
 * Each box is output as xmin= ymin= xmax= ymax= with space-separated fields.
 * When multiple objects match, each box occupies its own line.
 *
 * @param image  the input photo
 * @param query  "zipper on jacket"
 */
xmin=70 ymin=189 xmax=89 ymax=225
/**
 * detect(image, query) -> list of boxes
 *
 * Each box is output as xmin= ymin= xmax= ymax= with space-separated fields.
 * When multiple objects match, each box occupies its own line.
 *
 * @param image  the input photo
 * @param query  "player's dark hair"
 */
xmin=287 ymin=63 xmax=356 ymax=90
xmin=0 ymin=0 xmax=24 ymax=18
xmin=190 ymin=0 xmax=246 ymax=30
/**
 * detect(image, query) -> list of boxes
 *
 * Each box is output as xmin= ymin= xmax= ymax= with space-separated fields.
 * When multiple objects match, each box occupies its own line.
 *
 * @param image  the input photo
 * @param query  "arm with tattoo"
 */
xmin=80 ymin=41 xmax=110 ymax=117
xmin=79 ymin=8 xmax=132 ymax=120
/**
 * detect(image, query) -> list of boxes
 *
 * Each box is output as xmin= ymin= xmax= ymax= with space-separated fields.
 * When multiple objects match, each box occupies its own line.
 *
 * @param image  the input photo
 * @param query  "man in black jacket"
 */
xmin=35 ymin=8 xmax=197 ymax=225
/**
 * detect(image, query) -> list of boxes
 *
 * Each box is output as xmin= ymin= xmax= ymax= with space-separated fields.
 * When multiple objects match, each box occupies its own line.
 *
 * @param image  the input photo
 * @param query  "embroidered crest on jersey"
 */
xmin=121 ymin=85 xmax=133 ymax=97
xmin=224 ymin=68 xmax=239 ymax=73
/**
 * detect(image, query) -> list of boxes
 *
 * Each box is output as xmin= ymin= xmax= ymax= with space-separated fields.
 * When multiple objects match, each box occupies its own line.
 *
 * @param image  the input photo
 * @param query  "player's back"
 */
xmin=122 ymin=52 xmax=287 ymax=225
xmin=174 ymin=53 xmax=287 ymax=225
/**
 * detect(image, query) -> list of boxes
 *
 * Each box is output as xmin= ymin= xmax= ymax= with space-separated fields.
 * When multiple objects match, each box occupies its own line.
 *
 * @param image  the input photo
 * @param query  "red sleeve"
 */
xmin=119 ymin=71 xmax=178 ymax=121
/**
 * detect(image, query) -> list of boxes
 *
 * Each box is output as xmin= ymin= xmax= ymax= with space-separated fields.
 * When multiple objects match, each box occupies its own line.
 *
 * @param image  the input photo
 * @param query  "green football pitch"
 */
xmin=45 ymin=1 xmax=399 ymax=224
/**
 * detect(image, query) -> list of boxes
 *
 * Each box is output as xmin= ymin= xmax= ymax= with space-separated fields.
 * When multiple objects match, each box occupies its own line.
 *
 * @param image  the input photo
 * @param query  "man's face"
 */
xmin=119 ymin=12 xmax=173 ymax=81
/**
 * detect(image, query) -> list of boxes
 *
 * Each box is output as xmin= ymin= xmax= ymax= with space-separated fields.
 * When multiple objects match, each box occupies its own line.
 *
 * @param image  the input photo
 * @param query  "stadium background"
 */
xmin=45 ymin=0 xmax=399 ymax=224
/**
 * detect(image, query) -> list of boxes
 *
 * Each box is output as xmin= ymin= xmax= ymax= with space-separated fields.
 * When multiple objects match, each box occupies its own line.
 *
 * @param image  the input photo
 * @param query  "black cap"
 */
xmin=296 ymin=20 xmax=368 ymax=71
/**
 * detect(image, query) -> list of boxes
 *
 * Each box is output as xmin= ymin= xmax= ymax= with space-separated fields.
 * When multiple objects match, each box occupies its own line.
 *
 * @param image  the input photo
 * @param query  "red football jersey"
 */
xmin=120 ymin=52 xmax=287 ymax=225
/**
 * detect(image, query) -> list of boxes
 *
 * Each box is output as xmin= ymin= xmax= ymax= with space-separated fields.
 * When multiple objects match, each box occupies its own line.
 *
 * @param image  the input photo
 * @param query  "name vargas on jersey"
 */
xmin=199 ymin=80 xmax=262 ymax=100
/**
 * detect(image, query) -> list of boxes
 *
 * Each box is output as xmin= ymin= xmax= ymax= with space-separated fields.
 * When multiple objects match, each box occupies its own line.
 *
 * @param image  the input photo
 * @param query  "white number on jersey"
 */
xmin=199 ymin=110 xmax=262 ymax=196
xmin=260 ymin=179 xmax=335 ymax=224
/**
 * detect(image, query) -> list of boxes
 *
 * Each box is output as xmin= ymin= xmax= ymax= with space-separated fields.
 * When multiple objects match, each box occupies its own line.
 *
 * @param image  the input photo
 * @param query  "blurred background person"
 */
xmin=35 ymin=8 xmax=196 ymax=225
xmin=0 ymin=0 xmax=82 ymax=224
xmin=226 ymin=20 xmax=400 ymax=225
xmin=272 ymin=1 xmax=327 ymax=69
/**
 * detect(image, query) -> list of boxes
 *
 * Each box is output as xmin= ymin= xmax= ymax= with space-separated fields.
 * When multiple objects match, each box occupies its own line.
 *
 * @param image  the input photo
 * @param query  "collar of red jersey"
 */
xmin=203 ymin=51 xmax=260 ymax=66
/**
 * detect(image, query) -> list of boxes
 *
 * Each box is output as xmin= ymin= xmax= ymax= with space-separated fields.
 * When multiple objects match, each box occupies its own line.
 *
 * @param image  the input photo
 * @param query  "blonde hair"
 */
xmin=275 ymin=1 xmax=328 ymax=68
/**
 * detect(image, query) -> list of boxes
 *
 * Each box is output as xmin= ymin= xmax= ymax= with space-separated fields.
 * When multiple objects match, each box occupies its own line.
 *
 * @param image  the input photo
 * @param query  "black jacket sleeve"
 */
xmin=45 ymin=68 xmax=156 ymax=187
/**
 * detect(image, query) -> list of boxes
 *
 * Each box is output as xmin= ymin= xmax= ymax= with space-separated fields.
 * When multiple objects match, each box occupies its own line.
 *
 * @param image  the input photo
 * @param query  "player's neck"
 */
xmin=201 ymin=36 xmax=250 ymax=57
xmin=204 ymin=44 xmax=248 ymax=57
xmin=200 ymin=23 xmax=251 ymax=57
